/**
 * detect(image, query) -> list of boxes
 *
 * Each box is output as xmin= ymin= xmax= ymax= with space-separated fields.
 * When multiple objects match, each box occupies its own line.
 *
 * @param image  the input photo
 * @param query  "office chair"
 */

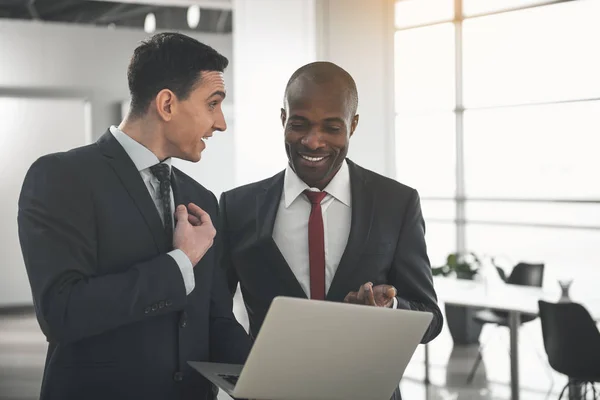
xmin=539 ymin=300 xmax=600 ymax=399
xmin=466 ymin=262 xmax=545 ymax=384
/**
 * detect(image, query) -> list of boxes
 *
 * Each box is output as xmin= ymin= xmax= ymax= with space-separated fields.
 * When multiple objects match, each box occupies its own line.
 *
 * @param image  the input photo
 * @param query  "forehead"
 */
xmin=286 ymin=79 xmax=352 ymax=115
xmin=193 ymin=71 xmax=225 ymax=93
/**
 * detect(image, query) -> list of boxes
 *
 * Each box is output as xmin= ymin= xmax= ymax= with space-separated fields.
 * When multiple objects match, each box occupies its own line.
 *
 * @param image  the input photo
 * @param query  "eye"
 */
xmin=290 ymin=122 xmax=308 ymax=130
xmin=325 ymin=126 xmax=341 ymax=133
xmin=208 ymin=101 xmax=218 ymax=110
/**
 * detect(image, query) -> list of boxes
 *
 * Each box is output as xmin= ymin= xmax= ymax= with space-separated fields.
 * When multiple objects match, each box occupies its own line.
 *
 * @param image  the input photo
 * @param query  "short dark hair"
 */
xmin=284 ymin=61 xmax=358 ymax=115
xmin=127 ymin=32 xmax=228 ymax=117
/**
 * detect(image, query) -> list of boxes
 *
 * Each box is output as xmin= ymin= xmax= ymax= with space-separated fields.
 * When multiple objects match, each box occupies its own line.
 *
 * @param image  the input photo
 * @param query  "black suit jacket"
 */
xmin=220 ymin=159 xmax=443 ymax=399
xmin=17 ymin=131 xmax=251 ymax=400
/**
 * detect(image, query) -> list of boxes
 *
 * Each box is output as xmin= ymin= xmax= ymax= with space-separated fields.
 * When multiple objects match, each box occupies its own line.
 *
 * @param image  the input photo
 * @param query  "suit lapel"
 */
xmin=255 ymin=172 xmax=307 ymax=298
xmin=96 ymin=131 xmax=169 ymax=254
xmin=327 ymin=160 xmax=374 ymax=301
xmin=171 ymin=168 xmax=193 ymax=211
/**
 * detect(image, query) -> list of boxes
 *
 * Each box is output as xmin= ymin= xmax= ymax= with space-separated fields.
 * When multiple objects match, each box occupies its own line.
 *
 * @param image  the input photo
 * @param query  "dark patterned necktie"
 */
xmin=149 ymin=163 xmax=173 ymax=246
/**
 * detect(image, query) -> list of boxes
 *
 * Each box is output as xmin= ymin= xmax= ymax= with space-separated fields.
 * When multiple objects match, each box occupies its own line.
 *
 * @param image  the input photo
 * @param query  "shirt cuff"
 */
xmin=168 ymin=249 xmax=195 ymax=295
xmin=392 ymin=297 xmax=398 ymax=309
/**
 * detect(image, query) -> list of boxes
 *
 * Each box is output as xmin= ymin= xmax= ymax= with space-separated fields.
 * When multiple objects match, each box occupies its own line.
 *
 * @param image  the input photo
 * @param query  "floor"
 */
xmin=0 ymin=306 xmax=578 ymax=400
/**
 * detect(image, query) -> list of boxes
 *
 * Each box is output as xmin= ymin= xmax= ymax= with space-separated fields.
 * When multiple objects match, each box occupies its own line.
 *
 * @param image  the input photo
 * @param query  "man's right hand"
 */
xmin=173 ymin=203 xmax=216 ymax=266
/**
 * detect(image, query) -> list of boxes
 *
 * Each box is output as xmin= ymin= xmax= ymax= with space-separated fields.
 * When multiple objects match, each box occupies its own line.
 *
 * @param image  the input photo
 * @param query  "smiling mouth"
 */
xmin=299 ymin=153 xmax=329 ymax=163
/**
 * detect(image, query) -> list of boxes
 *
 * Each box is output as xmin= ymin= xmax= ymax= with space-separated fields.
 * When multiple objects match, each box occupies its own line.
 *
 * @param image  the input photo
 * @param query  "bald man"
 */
xmin=219 ymin=62 xmax=442 ymax=399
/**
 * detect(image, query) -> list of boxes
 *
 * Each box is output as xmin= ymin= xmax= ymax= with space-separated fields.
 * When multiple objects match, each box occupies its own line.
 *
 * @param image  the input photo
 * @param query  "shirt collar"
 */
xmin=283 ymin=159 xmax=351 ymax=208
xmin=110 ymin=125 xmax=172 ymax=172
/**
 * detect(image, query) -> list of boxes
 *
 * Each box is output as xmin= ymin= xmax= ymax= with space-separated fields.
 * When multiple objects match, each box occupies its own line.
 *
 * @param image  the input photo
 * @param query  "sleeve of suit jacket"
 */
xmin=17 ymin=154 xmax=188 ymax=344
xmin=218 ymin=191 xmax=240 ymax=296
xmin=209 ymin=193 xmax=252 ymax=363
xmin=389 ymin=189 xmax=443 ymax=343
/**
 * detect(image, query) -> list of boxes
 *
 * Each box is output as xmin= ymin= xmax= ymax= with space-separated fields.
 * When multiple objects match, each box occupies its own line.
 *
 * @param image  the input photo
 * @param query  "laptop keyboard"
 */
xmin=218 ymin=374 xmax=239 ymax=386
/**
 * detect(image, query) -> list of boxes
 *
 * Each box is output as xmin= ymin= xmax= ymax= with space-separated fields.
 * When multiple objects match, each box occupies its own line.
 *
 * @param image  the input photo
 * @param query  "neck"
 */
xmin=119 ymin=115 xmax=170 ymax=161
xmin=304 ymin=163 xmax=342 ymax=191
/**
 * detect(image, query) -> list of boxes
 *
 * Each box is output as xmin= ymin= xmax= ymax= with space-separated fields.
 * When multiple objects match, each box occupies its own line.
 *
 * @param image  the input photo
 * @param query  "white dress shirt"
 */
xmin=110 ymin=126 xmax=195 ymax=295
xmin=273 ymin=160 xmax=398 ymax=308
xmin=273 ymin=161 xmax=352 ymax=298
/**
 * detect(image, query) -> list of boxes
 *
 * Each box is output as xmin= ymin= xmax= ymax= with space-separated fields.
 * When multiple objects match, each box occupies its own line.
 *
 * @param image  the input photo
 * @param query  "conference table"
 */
xmin=427 ymin=277 xmax=600 ymax=400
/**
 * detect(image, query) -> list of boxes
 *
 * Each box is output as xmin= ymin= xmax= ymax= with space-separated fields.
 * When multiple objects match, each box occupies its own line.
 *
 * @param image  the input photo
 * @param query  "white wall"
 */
xmin=0 ymin=19 xmax=233 ymax=142
xmin=231 ymin=0 xmax=396 ymax=188
xmin=232 ymin=0 xmax=318 ymax=186
xmin=317 ymin=0 xmax=396 ymax=177
xmin=0 ymin=97 xmax=90 ymax=306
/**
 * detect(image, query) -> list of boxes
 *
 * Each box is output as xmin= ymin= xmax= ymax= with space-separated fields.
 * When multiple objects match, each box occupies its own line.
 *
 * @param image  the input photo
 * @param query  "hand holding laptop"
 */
xmin=344 ymin=282 xmax=397 ymax=308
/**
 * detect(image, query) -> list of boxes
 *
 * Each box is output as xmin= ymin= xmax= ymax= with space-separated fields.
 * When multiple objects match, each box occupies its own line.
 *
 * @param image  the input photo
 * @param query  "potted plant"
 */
xmin=433 ymin=252 xmax=484 ymax=345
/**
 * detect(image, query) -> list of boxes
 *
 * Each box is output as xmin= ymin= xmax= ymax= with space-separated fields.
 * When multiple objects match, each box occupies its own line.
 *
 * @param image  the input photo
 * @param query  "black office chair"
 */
xmin=539 ymin=300 xmax=600 ymax=399
xmin=466 ymin=262 xmax=545 ymax=384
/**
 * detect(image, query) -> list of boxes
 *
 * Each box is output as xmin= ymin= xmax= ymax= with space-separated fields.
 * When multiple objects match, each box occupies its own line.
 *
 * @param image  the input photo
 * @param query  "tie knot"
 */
xmin=304 ymin=190 xmax=327 ymax=205
xmin=150 ymin=163 xmax=171 ymax=183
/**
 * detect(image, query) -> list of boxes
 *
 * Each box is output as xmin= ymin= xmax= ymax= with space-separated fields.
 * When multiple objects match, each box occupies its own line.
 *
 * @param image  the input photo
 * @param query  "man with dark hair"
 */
xmin=220 ymin=61 xmax=443 ymax=399
xmin=18 ymin=32 xmax=250 ymax=400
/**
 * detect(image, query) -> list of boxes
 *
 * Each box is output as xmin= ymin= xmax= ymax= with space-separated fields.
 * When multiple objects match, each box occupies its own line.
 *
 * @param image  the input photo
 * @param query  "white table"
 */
xmin=429 ymin=277 xmax=600 ymax=400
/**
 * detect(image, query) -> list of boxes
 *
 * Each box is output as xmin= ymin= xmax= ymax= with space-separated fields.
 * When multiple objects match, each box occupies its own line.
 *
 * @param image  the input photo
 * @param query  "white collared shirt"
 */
xmin=110 ymin=126 xmax=195 ymax=295
xmin=273 ymin=160 xmax=352 ymax=298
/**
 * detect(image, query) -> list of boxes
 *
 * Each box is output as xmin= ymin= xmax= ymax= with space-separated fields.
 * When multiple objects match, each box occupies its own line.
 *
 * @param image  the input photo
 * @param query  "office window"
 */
xmin=424 ymin=222 xmax=456 ymax=267
xmin=463 ymin=0 xmax=562 ymax=16
xmin=395 ymin=112 xmax=455 ymax=197
xmin=466 ymin=202 xmax=600 ymax=230
xmin=464 ymin=101 xmax=600 ymax=199
xmin=463 ymin=1 xmax=600 ymax=107
xmin=395 ymin=0 xmax=453 ymax=29
xmin=394 ymin=0 xmax=600 ymax=280
xmin=395 ymin=23 xmax=455 ymax=112
xmin=466 ymin=224 xmax=600 ymax=298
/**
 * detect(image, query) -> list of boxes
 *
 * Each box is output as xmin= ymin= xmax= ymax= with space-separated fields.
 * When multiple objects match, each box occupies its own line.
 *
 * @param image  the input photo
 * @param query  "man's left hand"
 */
xmin=343 ymin=282 xmax=397 ymax=308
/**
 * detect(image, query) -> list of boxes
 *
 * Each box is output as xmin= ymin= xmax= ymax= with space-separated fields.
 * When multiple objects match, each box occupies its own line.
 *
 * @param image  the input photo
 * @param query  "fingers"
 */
xmin=387 ymin=286 xmax=398 ymax=299
xmin=188 ymin=214 xmax=201 ymax=226
xmin=344 ymin=292 xmax=357 ymax=303
xmin=174 ymin=204 xmax=188 ymax=223
xmin=357 ymin=284 xmax=366 ymax=304
xmin=187 ymin=203 xmax=213 ymax=226
xmin=365 ymin=283 xmax=376 ymax=306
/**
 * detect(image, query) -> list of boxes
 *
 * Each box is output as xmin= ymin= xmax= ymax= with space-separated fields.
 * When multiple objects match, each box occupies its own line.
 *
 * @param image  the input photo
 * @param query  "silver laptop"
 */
xmin=189 ymin=296 xmax=432 ymax=400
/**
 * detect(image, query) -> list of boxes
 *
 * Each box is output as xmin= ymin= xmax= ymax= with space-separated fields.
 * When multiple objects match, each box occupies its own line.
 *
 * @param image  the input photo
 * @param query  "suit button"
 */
xmin=144 ymin=307 xmax=151 ymax=314
xmin=151 ymin=304 xmax=158 ymax=311
xmin=165 ymin=299 xmax=173 ymax=307
xmin=173 ymin=372 xmax=183 ymax=382
xmin=159 ymin=301 xmax=165 ymax=309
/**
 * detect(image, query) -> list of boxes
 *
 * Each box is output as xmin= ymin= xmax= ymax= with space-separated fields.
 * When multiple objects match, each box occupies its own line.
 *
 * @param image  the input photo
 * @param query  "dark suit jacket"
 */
xmin=17 ymin=131 xmax=251 ymax=400
xmin=219 ymin=159 xmax=443 ymax=400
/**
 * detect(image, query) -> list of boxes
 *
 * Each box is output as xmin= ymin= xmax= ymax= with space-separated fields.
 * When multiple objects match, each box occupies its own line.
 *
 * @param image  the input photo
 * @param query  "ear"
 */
xmin=154 ymin=89 xmax=176 ymax=122
xmin=349 ymin=114 xmax=359 ymax=137
xmin=280 ymin=108 xmax=287 ymax=127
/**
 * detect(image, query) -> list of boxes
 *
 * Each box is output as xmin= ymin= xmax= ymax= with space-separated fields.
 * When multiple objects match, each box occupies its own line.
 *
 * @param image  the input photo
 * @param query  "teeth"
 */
xmin=301 ymin=155 xmax=325 ymax=162
xmin=202 ymin=137 xmax=209 ymax=141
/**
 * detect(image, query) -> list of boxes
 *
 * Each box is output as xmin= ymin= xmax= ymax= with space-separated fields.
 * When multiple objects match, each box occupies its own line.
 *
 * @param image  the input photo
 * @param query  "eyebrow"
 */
xmin=207 ymin=90 xmax=226 ymax=100
xmin=289 ymin=115 xmax=309 ymax=121
xmin=322 ymin=117 xmax=345 ymax=124
xmin=288 ymin=115 xmax=345 ymax=124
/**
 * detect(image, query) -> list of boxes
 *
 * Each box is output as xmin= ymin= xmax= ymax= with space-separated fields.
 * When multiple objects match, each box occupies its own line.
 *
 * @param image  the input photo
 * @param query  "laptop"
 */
xmin=189 ymin=296 xmax=432 ymax=400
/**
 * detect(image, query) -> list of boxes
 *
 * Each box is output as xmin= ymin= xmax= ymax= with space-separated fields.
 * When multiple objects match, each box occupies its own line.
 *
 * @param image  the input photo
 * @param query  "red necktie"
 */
xmin=304 ymin=190 xmax=327 ymax=300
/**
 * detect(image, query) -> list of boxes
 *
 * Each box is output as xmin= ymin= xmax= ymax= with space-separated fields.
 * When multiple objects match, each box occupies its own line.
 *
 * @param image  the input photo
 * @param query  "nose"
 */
xmin=213 ymin=108 xmax=227 ymax=132
xmin=301 ymin=129 xmax=324 ymax=150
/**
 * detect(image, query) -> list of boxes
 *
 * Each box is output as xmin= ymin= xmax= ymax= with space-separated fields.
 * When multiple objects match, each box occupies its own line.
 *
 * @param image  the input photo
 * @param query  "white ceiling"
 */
xmin=92 ymin=0 xmax=232 ymax=10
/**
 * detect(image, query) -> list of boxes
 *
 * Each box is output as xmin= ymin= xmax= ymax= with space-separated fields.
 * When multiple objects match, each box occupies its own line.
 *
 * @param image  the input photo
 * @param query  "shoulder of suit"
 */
xmin=171 ymin=167 xmax=216 ymax=201
xmin=222 ymin=170 xmax=284 ymax=200
xmin=30 ymin=143 xmax=100 ymax=173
